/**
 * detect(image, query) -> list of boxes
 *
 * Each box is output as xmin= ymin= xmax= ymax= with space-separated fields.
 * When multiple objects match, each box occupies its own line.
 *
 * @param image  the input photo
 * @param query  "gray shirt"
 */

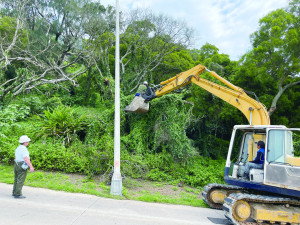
xmin=15 ymin=145 xmax=29 ymax=162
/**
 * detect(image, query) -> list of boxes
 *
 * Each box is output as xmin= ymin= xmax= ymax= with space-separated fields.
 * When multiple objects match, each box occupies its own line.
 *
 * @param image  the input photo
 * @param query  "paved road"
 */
xmin=0 ymin=183 xmax=229 ymax=225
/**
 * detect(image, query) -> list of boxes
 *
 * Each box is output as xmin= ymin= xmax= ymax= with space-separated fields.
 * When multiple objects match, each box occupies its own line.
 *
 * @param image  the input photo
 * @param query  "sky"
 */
xmin=101 ymin=0 xmax=289 ymax=60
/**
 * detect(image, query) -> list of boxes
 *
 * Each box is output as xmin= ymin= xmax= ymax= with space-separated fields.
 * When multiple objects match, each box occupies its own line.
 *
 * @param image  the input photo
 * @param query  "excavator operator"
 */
xmin=124 ymin=81 xmax=156 ymax=113
xmin=135 ymin=81 xmax=148 ymax=97
xmin=135 ymin=81 xmax=155 ymax=102
xmin=243 ymin=140 xmax=265 ymax=180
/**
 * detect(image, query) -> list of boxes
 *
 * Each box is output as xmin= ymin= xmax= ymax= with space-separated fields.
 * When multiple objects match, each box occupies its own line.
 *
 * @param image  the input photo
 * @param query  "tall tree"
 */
xmin=242 ymin=1 xmax=300 ymax=116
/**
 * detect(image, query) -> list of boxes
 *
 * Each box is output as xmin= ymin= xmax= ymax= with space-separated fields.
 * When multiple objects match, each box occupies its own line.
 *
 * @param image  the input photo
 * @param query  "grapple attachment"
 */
xmin=123 ymin=96 xmax=149 ymax=114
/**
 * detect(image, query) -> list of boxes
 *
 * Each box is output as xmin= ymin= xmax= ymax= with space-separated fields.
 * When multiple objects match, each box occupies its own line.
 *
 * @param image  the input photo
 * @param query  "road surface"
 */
xmin=0 ymin=183 xmax=230 ymax=225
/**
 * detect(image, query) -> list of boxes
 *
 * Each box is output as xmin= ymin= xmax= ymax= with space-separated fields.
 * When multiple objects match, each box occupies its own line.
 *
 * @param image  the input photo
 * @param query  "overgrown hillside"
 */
xmin=0 ymin=94 xmax=225 ymax=187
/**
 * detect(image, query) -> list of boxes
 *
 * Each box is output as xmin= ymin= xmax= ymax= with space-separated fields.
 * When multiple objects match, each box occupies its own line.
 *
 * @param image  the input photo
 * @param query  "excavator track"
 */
xmin=202 ymin=183 xmax=245 ymax=209
xmin=223 ymin=193 xmax=300 ymax=225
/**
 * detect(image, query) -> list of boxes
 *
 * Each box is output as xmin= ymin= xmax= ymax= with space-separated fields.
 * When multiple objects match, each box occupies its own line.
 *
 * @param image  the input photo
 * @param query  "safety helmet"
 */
xmin=19 ymin=135 xmax=31 ymax=143
xmin=143 ymin=81 xmax=148 ymax=86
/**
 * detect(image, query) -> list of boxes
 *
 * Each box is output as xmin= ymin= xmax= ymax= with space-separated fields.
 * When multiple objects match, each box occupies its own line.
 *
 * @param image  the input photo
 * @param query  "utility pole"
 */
xmin=110 ymin=0 xmax=122 ymax=196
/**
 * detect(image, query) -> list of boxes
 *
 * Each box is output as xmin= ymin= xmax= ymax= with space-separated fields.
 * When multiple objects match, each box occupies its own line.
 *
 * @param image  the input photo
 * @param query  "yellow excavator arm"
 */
xmin=154 ymin=64 xmax=270 ymax=125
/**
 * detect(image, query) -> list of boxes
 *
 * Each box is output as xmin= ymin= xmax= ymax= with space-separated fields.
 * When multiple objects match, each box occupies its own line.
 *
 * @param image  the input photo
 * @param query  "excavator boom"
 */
xmin=126 ymin=64 xmax=270 ymax=125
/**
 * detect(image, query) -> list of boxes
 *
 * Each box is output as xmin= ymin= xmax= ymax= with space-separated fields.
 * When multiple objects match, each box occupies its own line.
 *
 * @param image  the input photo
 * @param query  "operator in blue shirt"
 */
xmin=243 ymin=140 xmax=265 ymax=180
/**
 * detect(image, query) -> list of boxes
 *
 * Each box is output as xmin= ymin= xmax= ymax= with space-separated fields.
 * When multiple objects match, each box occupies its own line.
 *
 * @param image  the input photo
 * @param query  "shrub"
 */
xmin=12 ymin=95 xmax=44 ymax=114
xmin=0 ymin=104 xmax=30 ymax=138
xmin=0 ymin=104 xmax=30 ymax=124
xmin=37 ymin=105 xmax=88 ymax=145
xmin=120 ymin=151 xmax=225 ymax=187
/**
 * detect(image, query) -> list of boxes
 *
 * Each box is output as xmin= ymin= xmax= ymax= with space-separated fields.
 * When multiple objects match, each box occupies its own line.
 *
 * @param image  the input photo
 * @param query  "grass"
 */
xmin=0 ymin=163 xmax=208 ymax=208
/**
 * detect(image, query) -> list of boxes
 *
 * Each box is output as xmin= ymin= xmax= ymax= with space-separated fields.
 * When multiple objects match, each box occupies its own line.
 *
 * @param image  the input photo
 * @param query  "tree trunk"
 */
xmin=268 ymin=80 xmax=300 ymax=117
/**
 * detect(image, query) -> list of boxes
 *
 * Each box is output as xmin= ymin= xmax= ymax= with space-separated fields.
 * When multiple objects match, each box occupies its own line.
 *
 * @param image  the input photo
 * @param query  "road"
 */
xmin=0 ymin=183 xmax=230 ymax=225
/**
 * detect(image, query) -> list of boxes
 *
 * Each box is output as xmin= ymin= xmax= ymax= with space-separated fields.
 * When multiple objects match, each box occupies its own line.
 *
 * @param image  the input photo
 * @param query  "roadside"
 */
xmin=0 ymin=182 xmax=226 ymax=225
xmin=0 ymin=163 xmax=206 ymax=207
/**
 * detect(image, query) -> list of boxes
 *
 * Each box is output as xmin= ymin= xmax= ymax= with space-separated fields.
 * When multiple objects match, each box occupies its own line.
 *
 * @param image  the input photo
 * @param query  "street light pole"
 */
xmin=110 ymin=0 xmax=122 ymax=196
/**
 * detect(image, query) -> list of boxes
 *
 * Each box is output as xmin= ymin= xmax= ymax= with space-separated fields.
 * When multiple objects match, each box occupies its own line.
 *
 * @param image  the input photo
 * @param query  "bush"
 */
xmin=0 ymin=104 xmax=30 ymax=124
xmin=120 ymin=151 xmax=225 ymax=187
xmin=12 ymin=95 xmax=44 ymax=114
xmin=37 ymin=105 xmax=88 ymax=145
xmin=30 ymin=140 xmax=112 ymax=176
xmin=0 ymin=104 xmax=30 ymax=138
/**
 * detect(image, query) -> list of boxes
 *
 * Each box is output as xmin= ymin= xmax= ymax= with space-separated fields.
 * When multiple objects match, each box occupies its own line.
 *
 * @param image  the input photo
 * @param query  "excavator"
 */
xmin=124 ymin=64 xmax=300 ymax=224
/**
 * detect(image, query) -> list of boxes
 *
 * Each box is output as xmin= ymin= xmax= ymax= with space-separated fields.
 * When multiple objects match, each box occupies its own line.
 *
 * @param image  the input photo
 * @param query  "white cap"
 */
xmin=143 ymin=81 xmax=148 ymax=85
xmin=19 ymin=135 xmax=31 ymax=143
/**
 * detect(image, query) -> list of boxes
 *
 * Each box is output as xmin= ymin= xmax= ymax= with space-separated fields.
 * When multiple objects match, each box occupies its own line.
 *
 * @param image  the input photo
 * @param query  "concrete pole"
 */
xmin=110 ymin=0 xmax=122 ymax=196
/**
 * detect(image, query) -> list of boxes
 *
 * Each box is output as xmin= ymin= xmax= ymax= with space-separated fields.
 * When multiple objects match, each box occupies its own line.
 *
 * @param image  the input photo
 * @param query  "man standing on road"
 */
xmin=12 ymin=135 xmax=34 ymax=199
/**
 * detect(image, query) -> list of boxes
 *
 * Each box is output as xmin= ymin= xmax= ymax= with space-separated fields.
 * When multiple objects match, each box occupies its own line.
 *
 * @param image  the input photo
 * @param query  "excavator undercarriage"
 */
xmin=223 ymin=193 xmax=300 ymax=225
xmin=203 ymin=183 xmax=300 ymax=225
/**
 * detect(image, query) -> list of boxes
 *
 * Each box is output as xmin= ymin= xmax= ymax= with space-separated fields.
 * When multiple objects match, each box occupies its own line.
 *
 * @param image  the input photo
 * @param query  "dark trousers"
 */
xmin=12 ymin=162 xmax=27 ymax=196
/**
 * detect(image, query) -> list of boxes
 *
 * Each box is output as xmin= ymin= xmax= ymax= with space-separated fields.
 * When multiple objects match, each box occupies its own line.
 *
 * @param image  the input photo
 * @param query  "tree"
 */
xmin=245 ymin=1 xmax=300 ymax=116
xmin=151 ymin=49 xmax=195 ymax=84
xmin=119 ymin=9 xmax=194 ymax=94
xmin=0 ymin=0 xmax=107 ymax=102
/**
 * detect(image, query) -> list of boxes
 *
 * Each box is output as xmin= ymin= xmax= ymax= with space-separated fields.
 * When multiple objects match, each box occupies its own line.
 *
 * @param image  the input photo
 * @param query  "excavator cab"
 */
xmin=227 ymin=125 xmax=300 ymax=187
xmin=264 ymin=127 xmax=300 ymax=189
xmin=229 ymin=129 xmax=266 ymax=182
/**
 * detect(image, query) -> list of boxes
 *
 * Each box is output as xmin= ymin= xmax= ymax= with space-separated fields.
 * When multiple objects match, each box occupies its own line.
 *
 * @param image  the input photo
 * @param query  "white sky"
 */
xmin=101 ymin=0 xmax=289 ymax=60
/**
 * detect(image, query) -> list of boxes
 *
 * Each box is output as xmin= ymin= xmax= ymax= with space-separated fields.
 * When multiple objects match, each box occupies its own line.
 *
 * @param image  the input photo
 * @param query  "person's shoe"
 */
xmin=14 ymin=195 xmax=26 ymax=199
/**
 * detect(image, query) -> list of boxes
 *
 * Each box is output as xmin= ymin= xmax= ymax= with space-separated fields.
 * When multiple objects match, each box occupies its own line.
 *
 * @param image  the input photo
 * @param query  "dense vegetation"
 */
xmin=0 ymin=0 xmax=299 ymax=188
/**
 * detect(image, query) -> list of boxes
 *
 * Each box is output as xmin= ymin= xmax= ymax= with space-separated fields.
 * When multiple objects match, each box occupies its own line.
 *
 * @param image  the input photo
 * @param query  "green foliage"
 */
xmin=12 ymin=95 xmax=45 ymax=114
xmin=242 ymin=4 xmax=300 ymax=121
xmin=0 ymin=104 xmax=30 ymax=138
xmin=152 ymin=50 xmax=195 ymax=83
xmin=37 ymin=105 xmax=87 ymax=145
xmin=29 ymin=140 xmax=85 ymax=173
xmin=0 ymin=16 xmax=28 ymax=47
xmin=0 ymin=135 xmax=112 ymax=177
xmin=121 ymin=151 xmax=225 ymax=187
xmin=0 ymin=104 xmax=30 ymax=124
xmin=122 ymin=94 xmax=196 ymax=160
xmin=294 ymin=132 xmax=300 ymax=157
xmin=185 ymin=83 xmax=240 ymax=158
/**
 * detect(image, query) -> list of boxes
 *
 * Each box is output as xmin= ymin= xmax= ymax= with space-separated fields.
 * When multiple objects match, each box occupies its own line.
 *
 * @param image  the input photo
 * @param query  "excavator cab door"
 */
xmin=230 ymin=130 xmax=266 ymax=179
xmin=264 ymin=128 xmax=300 ymax=191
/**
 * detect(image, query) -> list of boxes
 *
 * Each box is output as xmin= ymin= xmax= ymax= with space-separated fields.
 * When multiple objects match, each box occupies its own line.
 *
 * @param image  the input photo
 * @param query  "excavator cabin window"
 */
xmin=267 ymin=129 xmax=300 ymax=166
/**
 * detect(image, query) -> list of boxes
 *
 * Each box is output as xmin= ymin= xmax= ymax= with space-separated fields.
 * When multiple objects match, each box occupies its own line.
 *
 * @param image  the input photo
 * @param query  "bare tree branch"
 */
xmin=120 ymin=8 xmax=194 ymax=93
